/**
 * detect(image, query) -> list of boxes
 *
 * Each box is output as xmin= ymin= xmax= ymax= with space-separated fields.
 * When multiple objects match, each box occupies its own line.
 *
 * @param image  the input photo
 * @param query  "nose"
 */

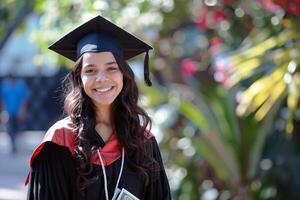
xmin=95 ymin=71 xmax=107 ymax=81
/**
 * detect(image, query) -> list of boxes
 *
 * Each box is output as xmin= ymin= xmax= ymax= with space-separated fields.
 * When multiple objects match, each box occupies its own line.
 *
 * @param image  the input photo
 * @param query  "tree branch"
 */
xmin=0 ymin=4 xmax=33 ymax=54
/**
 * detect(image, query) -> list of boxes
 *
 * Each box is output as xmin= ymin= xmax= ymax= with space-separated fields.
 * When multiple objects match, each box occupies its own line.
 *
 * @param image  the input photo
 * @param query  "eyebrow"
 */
xmin=82 ymin=64 xmax=96 ymax=68
xmin=82 ymin=61 xmax=117 ymax=68
xmin=105 ymin=61 xmax=117 ymax=66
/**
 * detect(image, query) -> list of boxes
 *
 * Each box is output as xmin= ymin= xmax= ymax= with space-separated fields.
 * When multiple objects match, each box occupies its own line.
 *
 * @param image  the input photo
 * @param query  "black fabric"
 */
xmin=27 ymin=138 xmax=171 ymax=200
xmin=89 ymin=129 xmax=106 ymax=148
xmin=27 ymin=142 xmax=79 ymax=200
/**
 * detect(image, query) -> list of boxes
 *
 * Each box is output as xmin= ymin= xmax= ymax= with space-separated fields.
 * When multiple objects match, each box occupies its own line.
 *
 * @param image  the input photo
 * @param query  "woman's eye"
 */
xmin=108 ymin=67 xmax=118 ymax=72
xmin=85 ymin=69 xmax=95 ymax=74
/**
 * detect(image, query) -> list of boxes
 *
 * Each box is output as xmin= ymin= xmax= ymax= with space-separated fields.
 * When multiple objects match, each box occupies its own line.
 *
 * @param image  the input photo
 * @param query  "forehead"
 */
xmin=82 ymin=51 xmax=116 ymax=64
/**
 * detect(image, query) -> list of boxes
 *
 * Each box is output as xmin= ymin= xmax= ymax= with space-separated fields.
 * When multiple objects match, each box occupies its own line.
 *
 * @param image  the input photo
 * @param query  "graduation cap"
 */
xmin=48 ymin=15 xmax=152 ymax=86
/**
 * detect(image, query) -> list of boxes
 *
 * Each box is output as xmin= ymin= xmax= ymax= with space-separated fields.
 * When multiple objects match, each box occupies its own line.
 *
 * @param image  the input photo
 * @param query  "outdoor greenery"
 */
xmin=1 ymin=0 xmax=300 ymax=199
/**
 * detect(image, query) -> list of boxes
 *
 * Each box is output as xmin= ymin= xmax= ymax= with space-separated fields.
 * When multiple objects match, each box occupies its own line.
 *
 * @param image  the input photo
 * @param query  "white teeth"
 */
xmin=95 ymin=87 xmax=113 ymax=93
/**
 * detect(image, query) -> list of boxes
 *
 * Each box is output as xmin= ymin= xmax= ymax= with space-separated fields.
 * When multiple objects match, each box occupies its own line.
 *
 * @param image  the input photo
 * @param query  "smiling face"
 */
xmin=81 ymin=52 xmax=123 ymax=110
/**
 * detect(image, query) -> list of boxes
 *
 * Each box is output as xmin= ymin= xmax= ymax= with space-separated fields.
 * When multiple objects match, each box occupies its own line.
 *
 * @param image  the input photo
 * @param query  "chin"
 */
xmin=93 ymin=98 xmax=116 ymax=107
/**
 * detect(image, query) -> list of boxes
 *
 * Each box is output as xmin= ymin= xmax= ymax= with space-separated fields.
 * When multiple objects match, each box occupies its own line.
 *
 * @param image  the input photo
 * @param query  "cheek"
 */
xmin=81 ymin=76 xmax=90 ymax=92
xmin=118 ymin=74 xmax=124 ymax=90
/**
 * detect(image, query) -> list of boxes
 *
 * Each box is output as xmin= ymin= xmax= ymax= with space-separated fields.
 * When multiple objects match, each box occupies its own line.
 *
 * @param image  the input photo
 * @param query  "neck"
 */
xmin=95 ymin=104 xmax=113 ymax=142
xmin=95 ymin=104 xmax=111 ymax=124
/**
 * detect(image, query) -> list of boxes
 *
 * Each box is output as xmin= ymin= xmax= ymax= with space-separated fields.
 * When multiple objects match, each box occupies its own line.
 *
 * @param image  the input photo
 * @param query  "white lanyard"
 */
xmin=97 ymin=147 xmax=125 ymax=200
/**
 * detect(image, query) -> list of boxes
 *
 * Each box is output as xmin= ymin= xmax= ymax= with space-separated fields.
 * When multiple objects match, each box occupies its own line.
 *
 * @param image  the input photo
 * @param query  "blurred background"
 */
xmin=1 ymin=0 xmax=300 ymax=199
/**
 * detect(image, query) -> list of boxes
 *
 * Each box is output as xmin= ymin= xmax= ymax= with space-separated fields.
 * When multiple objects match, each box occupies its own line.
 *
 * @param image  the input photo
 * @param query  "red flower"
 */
xmin=196 ymin=17 xmax=207 ymax=30
xmin=196 ymin=6 xmax=208 ymax=30
xmin=274 ymin=0 xmax=300 ymax=16
xmin=208 ymin=37 xmax=223 ymax=55
xmin=213 ymin=10 xmax=226 ymax=23
xmin=181 ymin=58 xmax=198 ymax=76
xmin=258 ymin=0 xmax=300 ymax=16
xmin=257 ymin=0 xmax=280 ymax=12
xmin=196 ymin=6 xmax=227 ymax=30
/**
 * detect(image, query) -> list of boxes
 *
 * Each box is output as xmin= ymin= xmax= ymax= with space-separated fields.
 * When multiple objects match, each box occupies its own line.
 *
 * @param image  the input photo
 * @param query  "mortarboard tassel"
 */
xmin=144 ymin=50 xmax=152 ymax=86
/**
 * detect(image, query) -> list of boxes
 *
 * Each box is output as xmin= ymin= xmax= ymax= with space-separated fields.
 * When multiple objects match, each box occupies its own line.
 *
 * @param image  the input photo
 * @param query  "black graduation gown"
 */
xmin=26 ymin=133 xmax=171 ymax=200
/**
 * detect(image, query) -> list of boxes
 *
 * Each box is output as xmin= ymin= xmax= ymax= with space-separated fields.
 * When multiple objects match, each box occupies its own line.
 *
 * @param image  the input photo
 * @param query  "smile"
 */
xmin=94 ymin=86 xmax=114 ymax=93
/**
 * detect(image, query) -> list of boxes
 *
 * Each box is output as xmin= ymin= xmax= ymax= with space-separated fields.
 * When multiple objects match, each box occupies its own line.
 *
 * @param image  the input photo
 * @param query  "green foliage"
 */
xmin=227 ymin=18 xmax=300 ymax=134
xmin=3 ymin=0 xmax=300 ymax=199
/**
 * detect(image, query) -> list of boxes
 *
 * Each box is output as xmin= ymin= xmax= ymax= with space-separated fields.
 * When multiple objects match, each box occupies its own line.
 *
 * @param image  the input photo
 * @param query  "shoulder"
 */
xmin=29 ymin=117 xmax=77 ymax=167
xmin=43 ymin=117 xmax=76 ymax=145
xmin=142 ymin=131 xmax=169 ymax=183
xmin=25 ymin=120 xmax=77 ymax=185
xmin=144 ymin=129 xmax=155 ymax=141
xmin=143 ymin=131 xmax=162 ymax=157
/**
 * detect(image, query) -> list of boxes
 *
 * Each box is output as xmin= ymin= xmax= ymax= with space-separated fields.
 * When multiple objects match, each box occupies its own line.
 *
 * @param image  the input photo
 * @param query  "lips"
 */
xmin=94 ymin=86 xmax=114 ymax=93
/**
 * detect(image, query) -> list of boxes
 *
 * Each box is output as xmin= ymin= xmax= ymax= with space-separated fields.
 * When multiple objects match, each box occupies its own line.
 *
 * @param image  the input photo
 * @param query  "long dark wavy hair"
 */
xmin=63 ymin=53 xmax=158 ymax=190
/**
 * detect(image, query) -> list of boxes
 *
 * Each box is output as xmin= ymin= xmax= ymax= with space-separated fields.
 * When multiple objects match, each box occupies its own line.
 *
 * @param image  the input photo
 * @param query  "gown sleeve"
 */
xmin=143 ymin=138 xmax=172 ymax=200
xmin=27 ymin=142 xmax=81 ymax=200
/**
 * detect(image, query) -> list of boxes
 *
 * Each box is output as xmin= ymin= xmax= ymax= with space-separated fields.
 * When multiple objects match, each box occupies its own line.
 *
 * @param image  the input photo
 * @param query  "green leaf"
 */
xmin=139 ymin=85 xmax=168 ymax=107
xmin=193 ymin=137 xmax=230 ymax=181
xmin=177 ymin=100 xmax=209 ymax=131
xmin=176 ymin=99 xmax=241 ymax=186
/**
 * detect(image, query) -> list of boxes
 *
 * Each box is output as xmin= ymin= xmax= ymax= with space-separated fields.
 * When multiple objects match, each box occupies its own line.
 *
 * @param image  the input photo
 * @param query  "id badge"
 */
xmin=116 ymin=188 xmax=140 ymax=200
xmin=112 ymin=188 xmax=121 ymax=200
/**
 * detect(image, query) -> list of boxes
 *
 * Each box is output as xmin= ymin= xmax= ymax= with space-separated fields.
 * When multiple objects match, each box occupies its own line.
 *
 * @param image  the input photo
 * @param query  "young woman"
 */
xmin=26 ymin=16 xmax=171 ymax=200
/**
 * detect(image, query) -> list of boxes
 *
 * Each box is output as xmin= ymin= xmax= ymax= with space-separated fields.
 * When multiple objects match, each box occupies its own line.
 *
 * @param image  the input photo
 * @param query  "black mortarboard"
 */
xmin=48 ymin=15 xmax=152 ymax=86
